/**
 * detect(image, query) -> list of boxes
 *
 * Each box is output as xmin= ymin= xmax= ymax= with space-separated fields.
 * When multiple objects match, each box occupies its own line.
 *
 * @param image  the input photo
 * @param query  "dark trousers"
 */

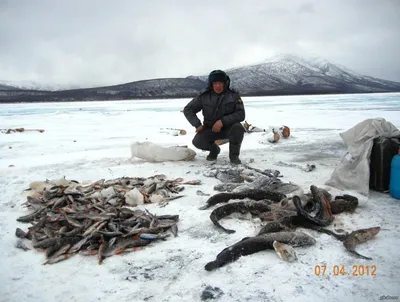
xmin=192 ymin=122 xmax=245 ymax=151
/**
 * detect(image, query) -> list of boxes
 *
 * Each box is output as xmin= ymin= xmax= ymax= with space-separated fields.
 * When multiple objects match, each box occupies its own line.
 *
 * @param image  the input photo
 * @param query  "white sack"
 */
xmin=130 ymin=141 xmax=196 ymax=162
xmin=325 ymin=118 xmax=400 ymax=198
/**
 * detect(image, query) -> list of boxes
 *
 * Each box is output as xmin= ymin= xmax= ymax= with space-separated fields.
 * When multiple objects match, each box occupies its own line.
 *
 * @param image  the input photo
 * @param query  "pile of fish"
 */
xmin=201 ymin=184 xmax=381 ymax=271
xmin=203 ymin=162 xmax=281 ymax=184
xmin=203 ymin=162 xmax=303 ymax=197
xmin=14 ymin=175 xmax=200 ymax=265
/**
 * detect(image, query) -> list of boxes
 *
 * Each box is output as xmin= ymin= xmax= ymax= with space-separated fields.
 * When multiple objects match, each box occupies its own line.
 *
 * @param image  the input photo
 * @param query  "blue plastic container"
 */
xmin=389 ymin=146 xmax=400 ymax=199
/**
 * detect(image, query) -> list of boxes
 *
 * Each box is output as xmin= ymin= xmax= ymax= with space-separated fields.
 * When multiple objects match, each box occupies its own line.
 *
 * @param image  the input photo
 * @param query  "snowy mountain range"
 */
xmin=1 ymin=54 xmax=400 ymax=103
xmin=189 ymin=54 xmax=400 ymax=95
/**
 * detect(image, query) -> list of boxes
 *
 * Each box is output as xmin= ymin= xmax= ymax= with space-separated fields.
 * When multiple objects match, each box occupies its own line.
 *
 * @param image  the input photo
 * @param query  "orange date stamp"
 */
xmin=314 ymin=264 xmax=377 ymax=277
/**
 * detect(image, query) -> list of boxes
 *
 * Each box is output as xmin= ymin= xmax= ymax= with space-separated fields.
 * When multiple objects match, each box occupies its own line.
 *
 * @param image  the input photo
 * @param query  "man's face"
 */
xmin=212 ymin=82 xmax=225 ymax=94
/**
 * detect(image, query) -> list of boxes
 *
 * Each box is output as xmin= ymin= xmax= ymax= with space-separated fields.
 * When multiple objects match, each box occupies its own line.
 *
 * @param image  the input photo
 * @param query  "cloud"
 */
xmin=297 ymin=2 xmax=315 ymax=13
xmin=0 ymin=0 xmax=399 ymax=88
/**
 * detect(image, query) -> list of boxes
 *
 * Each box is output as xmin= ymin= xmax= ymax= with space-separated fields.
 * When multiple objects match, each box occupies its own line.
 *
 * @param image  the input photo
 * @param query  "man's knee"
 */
xmin=231 ymin=122 xmax=245 ymax=134
xmin=229 ymin=122 xmax=245 ymax=143
xmin=192 ymin=133 xmax=209 ymax=150
xmin=192 ymin=135 xmax=201 ymax=149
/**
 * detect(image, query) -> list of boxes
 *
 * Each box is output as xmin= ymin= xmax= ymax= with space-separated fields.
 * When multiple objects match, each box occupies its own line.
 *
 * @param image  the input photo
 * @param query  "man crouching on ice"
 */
xmin=183 ymin=69 xmax=245 ymax=164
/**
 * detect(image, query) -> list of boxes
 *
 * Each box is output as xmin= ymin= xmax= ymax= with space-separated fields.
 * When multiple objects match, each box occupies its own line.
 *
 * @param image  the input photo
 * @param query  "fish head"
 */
xmin=368 ymin=226 xmax=381 ymax=236
xmin=366 ymin=226 xmax=381 ymax=236
xmin=273 ymin=240 xmax=298 ymax=262
xmin=354 ymin=226 xmax=381 ymax=242
xmin=272 ymin=240 xmax=282 ymax=250
xmin=259 ymin=212 xmax=276 ymax=221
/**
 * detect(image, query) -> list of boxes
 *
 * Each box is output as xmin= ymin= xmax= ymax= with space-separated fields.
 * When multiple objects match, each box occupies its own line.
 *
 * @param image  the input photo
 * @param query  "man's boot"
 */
xmin=206 ymin=143 xmax=220 ymax=161
xmin=229 ymin=143 xmax=242 ymax=164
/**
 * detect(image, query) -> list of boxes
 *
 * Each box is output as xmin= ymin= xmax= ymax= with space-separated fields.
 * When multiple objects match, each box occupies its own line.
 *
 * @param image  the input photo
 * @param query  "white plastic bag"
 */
xmin=325 ymin=118 xmax=400 ymax=197
xmin=130 ymin=141 xmax=196 ymax=162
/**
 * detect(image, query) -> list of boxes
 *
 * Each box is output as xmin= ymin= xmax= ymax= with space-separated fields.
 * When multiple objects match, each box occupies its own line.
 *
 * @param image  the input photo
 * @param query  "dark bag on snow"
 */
xmin=369 ymin=136 xmax=400 ymax=192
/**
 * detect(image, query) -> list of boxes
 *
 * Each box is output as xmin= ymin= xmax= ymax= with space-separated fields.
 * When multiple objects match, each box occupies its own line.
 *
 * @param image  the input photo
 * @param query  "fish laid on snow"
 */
xmin=259 ymin=209 xmax=297 ymax=221
xmin=204 ymin=182 xmax=376 ymax=264
xmin=257 ymin=185 xmax=378 ymax=260
xmin=204 ymin=231 xmax=316 ymax=271
xmin=209 ymin=200 xmax=272 ymax=234
xmin=343 ymin=227 xmax=381 ymax=260
xmin=14 ymin=175 xmax=193 ymax=265
xmin=203 ymin=163 xmax=281 ymax=185
xmin=15 ymin=239 xmax=30 ymax=251
xmin=199 ymin=189 xmax=286 ymax=210
xmin=24 ymin=174 xmax=200 ymax=207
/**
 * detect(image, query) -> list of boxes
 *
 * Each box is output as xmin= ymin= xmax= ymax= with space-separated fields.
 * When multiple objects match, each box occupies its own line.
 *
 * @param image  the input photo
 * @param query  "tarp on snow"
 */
xmin=325 ymin=118 xmax=400 ymax=197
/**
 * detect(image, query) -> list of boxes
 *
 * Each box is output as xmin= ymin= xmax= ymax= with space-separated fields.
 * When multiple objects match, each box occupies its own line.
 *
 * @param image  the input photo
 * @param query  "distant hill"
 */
xmin=0 ymin=83 xmax=22 ymax=90
xmin=0 ymin=80 xmax=76 ymax=91
xmin=0 ymin=78 xmax=207 ymax=103
xmin=1 ymin=54 xmax=400 ymax=103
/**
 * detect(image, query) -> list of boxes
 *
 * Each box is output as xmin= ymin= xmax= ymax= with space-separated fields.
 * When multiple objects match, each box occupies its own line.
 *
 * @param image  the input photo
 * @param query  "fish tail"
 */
xmin=345 ymin=247 xmax=373 ymax=260
xmin=210 ymin=215 xmax=236 ymax=234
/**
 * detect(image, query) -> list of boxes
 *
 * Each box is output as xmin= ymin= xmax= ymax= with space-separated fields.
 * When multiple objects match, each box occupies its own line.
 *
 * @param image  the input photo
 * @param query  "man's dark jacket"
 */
xmin=183 ymin=84 xmax=245 ymax=129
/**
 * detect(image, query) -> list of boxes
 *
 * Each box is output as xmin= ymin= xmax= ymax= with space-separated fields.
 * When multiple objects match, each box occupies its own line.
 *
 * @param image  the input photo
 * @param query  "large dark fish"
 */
xmin=210 ymin=200 xmax=272 ymax=233
xmin=300 ymin=191 xmax=358 ymax=214
xmin=204 ymin=231 xmax=316 ymax=271
xmin=293 ymin=185 xmax=333 ymax=226
xmin=257 ymin=185 xmax=336 ymax=235
xmin=213 ymin=183 xmax=241 ymax=193
xmin=199 ymin=189 xmax=286 ymax=210
xmin=258 ymin=190 xmax=359 ymax=236
xmin=259 ymin=209 xmax=297 ymax=221
xmin=302 ymin=225 xmax=381 ymax=260
xmin=255 ymin=186 xmax=378 ymax=260
xmin=258 ymin=216 xmax=301 ymax=234
xmin=343 ymin=227 xmax=380 ymax=260
xmin=330 ymin=195 xmax=359 ymax=214
xmin=216 ymin=170 xmax=244 ymax=183
xmin=258 ymin=218 xmax=380 ymax=260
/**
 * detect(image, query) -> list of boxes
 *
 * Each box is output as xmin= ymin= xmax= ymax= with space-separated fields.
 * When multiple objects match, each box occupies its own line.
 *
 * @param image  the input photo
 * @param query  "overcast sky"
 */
xmin=0 ymin=0 xmax=399 ymax=88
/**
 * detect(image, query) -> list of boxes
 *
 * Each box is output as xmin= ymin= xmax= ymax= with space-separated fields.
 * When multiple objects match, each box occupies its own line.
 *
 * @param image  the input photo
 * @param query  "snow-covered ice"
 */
xmin=1 ymin=92 xmax=400 ymax=302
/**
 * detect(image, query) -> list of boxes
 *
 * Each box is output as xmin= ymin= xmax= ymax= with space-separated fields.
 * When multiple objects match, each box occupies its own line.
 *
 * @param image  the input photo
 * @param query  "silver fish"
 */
xmin=15 ymin=174 xmax=183 ymax=265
